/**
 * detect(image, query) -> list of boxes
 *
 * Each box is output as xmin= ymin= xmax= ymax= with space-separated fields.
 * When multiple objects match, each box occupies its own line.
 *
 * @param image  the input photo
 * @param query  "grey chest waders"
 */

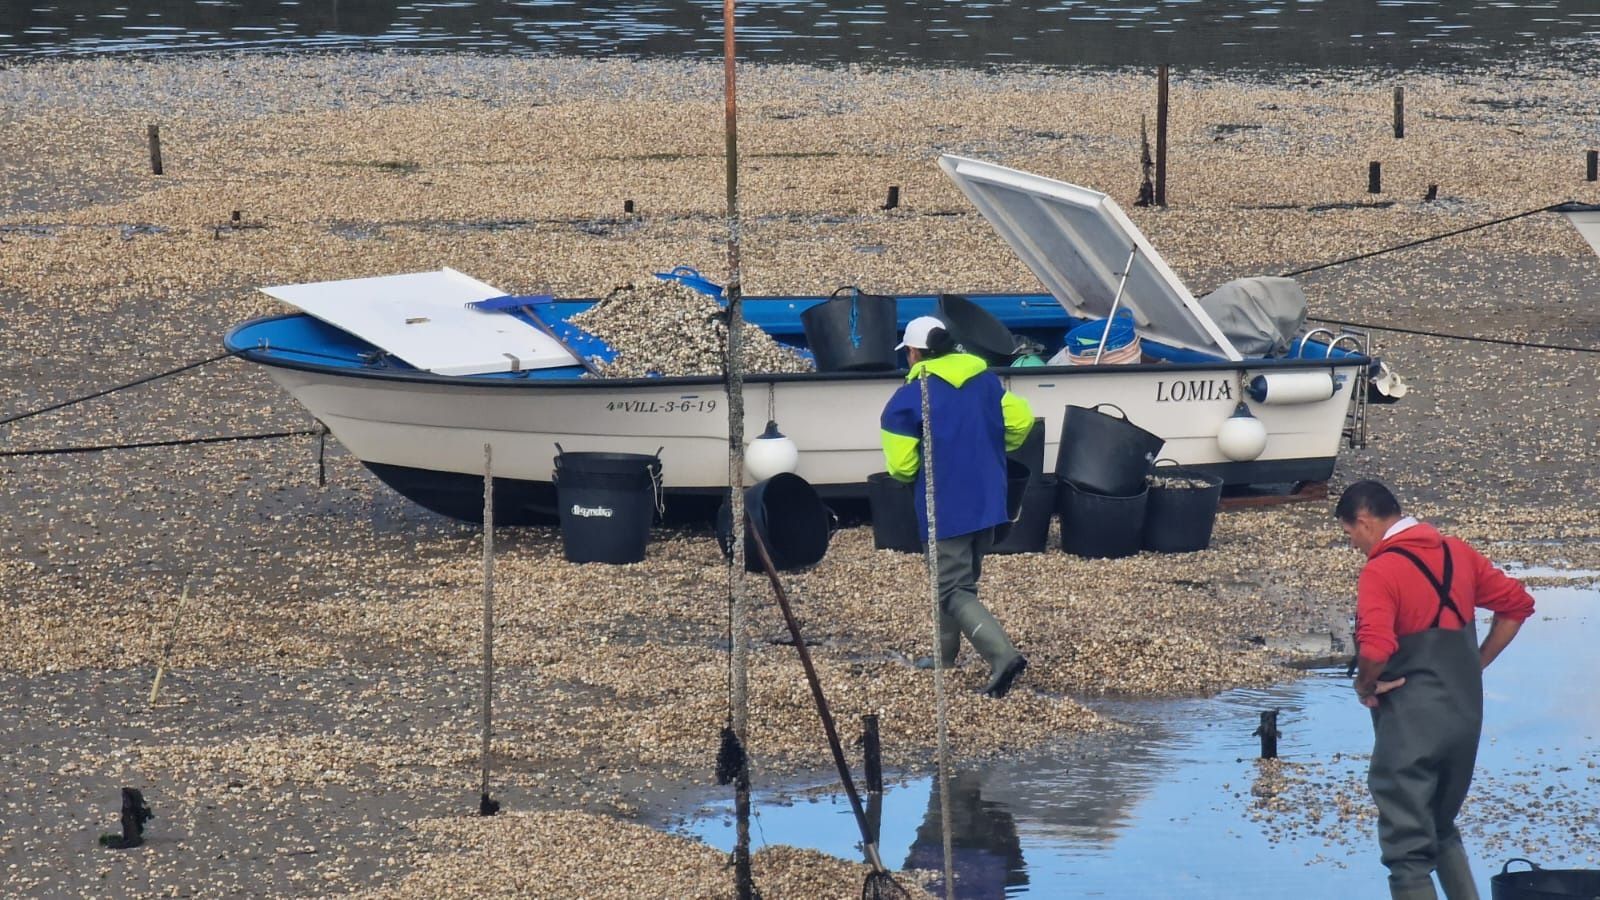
xmin=1368 ymin=544 xmax=1484 ymax=899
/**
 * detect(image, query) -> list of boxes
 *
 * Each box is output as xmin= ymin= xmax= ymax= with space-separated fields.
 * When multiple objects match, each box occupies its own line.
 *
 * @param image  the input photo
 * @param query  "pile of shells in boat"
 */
xmin=569 ymin=278 xmax=814 ymax=377
xmin=1148 ymin=473 xmax=1218 ymax=490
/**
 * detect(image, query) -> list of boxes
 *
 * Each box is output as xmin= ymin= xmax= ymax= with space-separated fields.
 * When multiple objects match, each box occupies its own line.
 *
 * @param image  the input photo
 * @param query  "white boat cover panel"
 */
xmin=260 ymin=268 xmax=581 ymax=376
xmin=938 ymin=154 xmax=1242 ymax=361
xmin=1560 ymin=208 xmax=1600 ymax=259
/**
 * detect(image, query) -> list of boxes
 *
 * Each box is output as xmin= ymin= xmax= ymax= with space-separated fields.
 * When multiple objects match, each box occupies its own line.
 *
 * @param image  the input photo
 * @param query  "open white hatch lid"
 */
xmin=938 ymin=154 xmax=1242 ymax=361
xmin=260 ymin=268 xmax=580 ymax=376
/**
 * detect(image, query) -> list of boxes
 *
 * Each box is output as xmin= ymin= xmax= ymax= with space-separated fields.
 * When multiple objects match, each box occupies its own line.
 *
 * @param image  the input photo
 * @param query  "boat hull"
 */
xmin=258 ymin=359 xmax=1356 ymax=524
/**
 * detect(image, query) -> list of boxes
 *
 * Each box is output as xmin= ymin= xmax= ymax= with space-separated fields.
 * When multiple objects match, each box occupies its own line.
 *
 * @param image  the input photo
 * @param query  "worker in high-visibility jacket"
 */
xmin=1339 ymin=480 xmax=1534 ymax=900
xmin=880 ymin=316 xmax=1035 ymax=698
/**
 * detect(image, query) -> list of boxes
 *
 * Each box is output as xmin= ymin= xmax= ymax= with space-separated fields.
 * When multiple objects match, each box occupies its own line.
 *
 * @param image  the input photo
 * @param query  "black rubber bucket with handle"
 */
xmin=1054 ymin=403 xmax=1165 ymax=497
xmin=553 ymin=447 xmax=662 ymax=564
xmin=1491 ymin=858 xmax=1600 ymax=900
xmin=993 ymin=474 xmax=1055 ymax=554
xmin=800 ymin=288 xmax=898 ymax=372
xmin=1056 ymin=478 xmax=1148 ymax=559
xmin=866 ymin=472 xmax=922 ymax=553
xmin=718 ymin=472 xmax=834 ymax=571
xmin=1141 ymin=459 xmax=1225 ymax=553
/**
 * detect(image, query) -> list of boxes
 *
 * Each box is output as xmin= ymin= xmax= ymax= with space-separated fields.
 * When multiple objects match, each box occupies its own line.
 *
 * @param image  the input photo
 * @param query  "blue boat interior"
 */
xmin=225 ymin=266 xmax=1366 ymax=379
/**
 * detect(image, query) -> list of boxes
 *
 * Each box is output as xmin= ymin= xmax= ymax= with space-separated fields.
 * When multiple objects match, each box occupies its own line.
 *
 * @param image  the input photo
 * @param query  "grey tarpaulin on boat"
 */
xmin=1196 ymin=276 xmax=1308 ymax=357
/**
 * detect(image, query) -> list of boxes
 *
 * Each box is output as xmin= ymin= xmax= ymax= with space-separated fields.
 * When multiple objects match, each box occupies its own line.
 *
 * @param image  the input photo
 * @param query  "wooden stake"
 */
xmin=148 ymin=124 xmax=163 ymax=176
xmin=862 ymin=714 xmax=883 ymax=794
xmin=1588 ymin=150 xmax=1597 ymax=182
xmin=1368 ymin=161 xmax=1382 ymax=194
xmin=148 ymin=583 xmax=191 ymax=706
xmin=1393 ymin=86 xmax=1405 ymax=139
xmin=1155 ymin=64 xmax=1169 ymax=207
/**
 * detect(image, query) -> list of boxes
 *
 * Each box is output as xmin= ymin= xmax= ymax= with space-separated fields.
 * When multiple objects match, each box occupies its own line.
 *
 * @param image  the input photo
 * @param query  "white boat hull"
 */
xmin=267 ymin=359 xmax=1360 ymax=518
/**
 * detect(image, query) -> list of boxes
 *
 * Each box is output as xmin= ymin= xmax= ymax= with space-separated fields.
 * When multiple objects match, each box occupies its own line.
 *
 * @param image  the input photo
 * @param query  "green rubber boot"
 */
xmin=1435 ymin=841 xmax=1479 ymax=900
xmin=951 ymin=598 xmax=1022 ymax=693
xmin=1389 ymin=878 xmax=1440 ymax=900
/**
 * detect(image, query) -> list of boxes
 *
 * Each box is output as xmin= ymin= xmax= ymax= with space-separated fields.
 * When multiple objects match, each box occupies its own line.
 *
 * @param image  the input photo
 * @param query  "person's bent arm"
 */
xmin=1000 ymin=391 xmax=1034 ymax=452
xmin=1479 ymin=614 xmax=1522 ymax=669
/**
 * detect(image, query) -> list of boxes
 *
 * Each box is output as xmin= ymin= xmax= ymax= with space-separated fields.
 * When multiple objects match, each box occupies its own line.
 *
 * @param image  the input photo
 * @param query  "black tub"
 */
xmin=1142 ymin=462 xmax=1225 ymax=553
xmin=1491 ymin=858 xmax=1600 ymax=900
xmin=1054 ymin=403 xmax=1165 ymax=497
xmin=1057 ymin=478 xmax=1148 ymax=559
xmin=553 ymin=449 xmax=662 ymax=564
xmin=800 ymin=288 xmax=898 ymax=372
xmin=993 ymin=475 xmax=1055 ymax=555
xmin=937 ymin=293 xmax=1021 ymax=365
xmin=866 ymin=472 xmax=922 ymax=553
xmin=718 ymin=472 xmax=834 ymax=571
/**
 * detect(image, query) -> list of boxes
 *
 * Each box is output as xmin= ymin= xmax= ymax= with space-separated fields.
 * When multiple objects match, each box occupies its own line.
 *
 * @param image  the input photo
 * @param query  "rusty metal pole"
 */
xmin=722 ymin=2 xmax=753 ymax=898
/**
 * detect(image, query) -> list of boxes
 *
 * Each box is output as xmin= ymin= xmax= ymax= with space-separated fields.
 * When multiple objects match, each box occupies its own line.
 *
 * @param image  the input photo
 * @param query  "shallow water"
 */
xmin=682 ymin=581 xmax=1599 ymax=897
xmin=3 ymin=1 xmax=1599 ymax=70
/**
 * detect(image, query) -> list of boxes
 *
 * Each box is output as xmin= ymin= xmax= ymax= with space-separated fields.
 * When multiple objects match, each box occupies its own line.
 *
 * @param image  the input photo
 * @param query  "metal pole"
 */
xmin=479 ymin=444 xmax=498 ymax=815
xmin=1093 ymin=246 xmax=1140 ymax=365
xmin=722 ymin=3 xmax=753 ymax=897
xmin=919 ymin=373 xmax=955 ymax=900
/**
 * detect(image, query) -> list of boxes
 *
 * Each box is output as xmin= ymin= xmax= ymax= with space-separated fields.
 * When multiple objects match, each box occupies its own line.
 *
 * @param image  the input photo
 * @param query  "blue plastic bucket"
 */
xmin=1065 ymin=309 xmax=1136 ymax=353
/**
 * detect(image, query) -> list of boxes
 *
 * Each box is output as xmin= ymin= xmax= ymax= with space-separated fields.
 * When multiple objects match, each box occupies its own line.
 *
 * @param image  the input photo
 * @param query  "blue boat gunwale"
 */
xmin=224 ymin=289 xmax=1373 ymax=389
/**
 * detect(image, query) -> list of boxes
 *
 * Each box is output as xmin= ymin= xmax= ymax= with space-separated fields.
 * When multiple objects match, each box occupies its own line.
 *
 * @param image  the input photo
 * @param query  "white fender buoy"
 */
xmin=1246 ymin=371 xmax=1338 ymax=405
xmin=746 ymin=420 xmax=800 ymax=481
xmin=1217 ymin=401 xmax=1268 ymax=461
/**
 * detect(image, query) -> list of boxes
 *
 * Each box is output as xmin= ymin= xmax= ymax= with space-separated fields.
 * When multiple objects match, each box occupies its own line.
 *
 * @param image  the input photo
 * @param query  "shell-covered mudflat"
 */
xmin=2 ymin=52 xmax=1599 ymax=896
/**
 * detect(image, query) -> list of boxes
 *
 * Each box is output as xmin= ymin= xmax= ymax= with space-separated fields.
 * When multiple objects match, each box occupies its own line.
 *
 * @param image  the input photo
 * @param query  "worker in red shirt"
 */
xmin=1336 ymin=480 xmax=1534 ymax=900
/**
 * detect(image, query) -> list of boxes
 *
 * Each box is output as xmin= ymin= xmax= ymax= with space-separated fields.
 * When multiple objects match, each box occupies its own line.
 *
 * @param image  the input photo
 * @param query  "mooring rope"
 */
xmin=918 ymin=369 xmax=957 ymax=900
xmin=0 ymin=351 xmax=231 ymax=427
xmin=1277 ymin=202 xmax=1564 ymax=279
xmin=0 ymin=429 xmax=317 ymax=458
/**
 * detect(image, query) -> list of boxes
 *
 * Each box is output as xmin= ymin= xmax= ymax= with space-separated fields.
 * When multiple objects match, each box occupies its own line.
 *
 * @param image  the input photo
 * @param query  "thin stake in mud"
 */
xmin=148 ymin=582 xmax=192 ymax=707
xmin=479 ymin=444 xmax=499 ymax=816
xmin=746 ymin=520 xmax=887 ymax=877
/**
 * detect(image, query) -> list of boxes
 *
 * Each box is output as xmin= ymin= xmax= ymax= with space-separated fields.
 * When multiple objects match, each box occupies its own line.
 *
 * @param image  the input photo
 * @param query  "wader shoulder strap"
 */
xmin=1380 ymin=544 xmax=1467 ymax=628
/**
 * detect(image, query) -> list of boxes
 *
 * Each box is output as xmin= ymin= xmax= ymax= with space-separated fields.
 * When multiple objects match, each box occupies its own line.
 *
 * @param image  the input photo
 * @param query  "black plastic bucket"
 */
xmin=866 ymin=472 xmax=922 ymax=553
xmin=1054 ymin=403 xmax=1165 ymax=497
xmin=1007 ymin=417 xmax=1046 ymax=481
xmin=937 ymin=293 xmax=1020 ymax=365
xmin=718 ymin=472 xmax=834 ymax=571
xmin=1142 ymin=461 xmax=1225 ymax=553
xmin=800 ymin=289 xmax=898 ymax=372
xmin=1057 ymin=478 xmax=1148 ymax=559
xmin=993 ymin=475 xmax=1055 ymax=554
xmin=553 ymin=449 xmax=662 ymax=564
xmin=1491 ymin=858 xmax=1600 ymax=899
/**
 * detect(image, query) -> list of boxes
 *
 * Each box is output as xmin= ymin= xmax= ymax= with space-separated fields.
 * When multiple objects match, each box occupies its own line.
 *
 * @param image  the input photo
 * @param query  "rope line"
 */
xmin=0 ymin=352 xmax=232 ymax=427
xmin=1305 ymin=315 xmax=1600 ymax=354
xmin=0 ymin=429 xmax=317 ymax=458
xmin=1277 ymin=202 xmax=1564 ymax=278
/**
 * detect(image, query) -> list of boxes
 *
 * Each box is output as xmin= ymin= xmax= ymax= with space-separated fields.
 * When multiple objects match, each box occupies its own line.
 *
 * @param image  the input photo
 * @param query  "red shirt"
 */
xmin=1356 ymin=520 xmax=1535 ymax=663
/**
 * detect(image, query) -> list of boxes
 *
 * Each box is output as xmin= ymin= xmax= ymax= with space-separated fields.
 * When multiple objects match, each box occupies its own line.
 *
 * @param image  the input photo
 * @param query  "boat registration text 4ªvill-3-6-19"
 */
xmin=1155 ymin=378 xmax=1235 ymax=403
xmin=605 ymin=398 xmax=721 ymax=414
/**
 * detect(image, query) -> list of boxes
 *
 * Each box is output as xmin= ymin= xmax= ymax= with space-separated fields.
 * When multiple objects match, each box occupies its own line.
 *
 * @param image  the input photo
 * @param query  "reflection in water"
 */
xmin=683 ymin=585 xmax=1598 ymax=897
xmin=2 ymin=0 xmax=1598 ymax=69
xmin=905 ymin=771 xmax=1027 ymax=897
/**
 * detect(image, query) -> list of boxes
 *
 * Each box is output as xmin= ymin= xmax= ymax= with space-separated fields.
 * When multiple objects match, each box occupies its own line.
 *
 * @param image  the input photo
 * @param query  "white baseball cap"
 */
xmin=895 ymin=315 xmax=946 ymax=351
